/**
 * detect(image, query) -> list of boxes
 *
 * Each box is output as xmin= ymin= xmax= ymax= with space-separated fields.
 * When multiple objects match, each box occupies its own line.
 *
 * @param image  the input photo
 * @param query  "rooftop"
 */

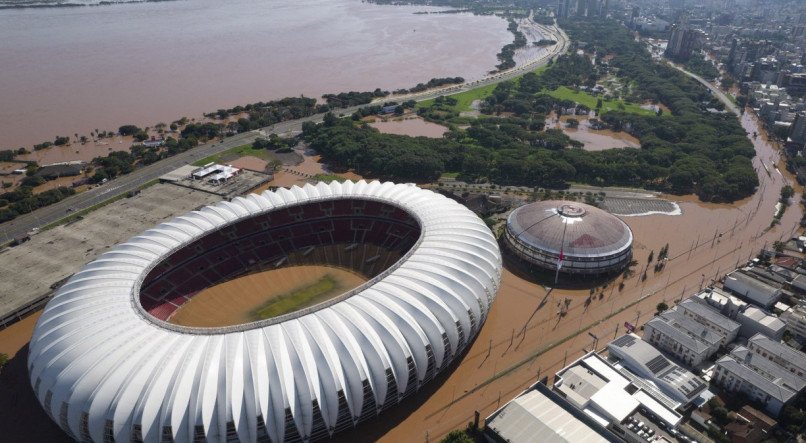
xmin=506 ymin=200 xmax=632 ymax=258
xmin=486 ymin=383 xmax=620 ymax=443
xmin=741 ymin=307 xmax=786 ymax=330
xmin=717 ymin=349 xmax=798 ymax=403
xmin=748 ymin=333 xmax=806 ymax=371
xmin=646 ymin=315 xmax=714 ymax=354
xmin=726 ymin=270 xmax=781 ymax=294
xmin=609 ymin=334 xmax=708 ymax=402
xmin=678 ymin=299 xmax=740 ymax=332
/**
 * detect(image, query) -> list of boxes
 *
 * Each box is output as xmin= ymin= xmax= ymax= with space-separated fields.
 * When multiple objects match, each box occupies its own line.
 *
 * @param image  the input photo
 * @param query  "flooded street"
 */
xmin=337 ymin=106 xmax=804 ymax=442
xmin=0 ymin=0 xmax=511 ymax=149
xmin=369 ymin=116 xmax=449 ymax=138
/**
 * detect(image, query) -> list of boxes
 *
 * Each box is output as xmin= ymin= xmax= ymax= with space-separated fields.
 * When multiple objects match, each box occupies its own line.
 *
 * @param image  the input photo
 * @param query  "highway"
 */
xmin=0 ymin=22 xmax=568 ymax=244
xmin=668 ymin=62 xmax=740 ymax=115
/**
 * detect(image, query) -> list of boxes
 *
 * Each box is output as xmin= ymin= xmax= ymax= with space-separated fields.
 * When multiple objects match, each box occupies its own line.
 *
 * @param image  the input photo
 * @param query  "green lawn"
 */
xmin=417 ymin=83 xmax=499 ymax=113
xmin=546 ymin=86 xmax=658 ymax=116
xmin=312 ymin=174 xmax=348 ymax=183
xmin=193 ymin=143 xmax=277 ymax=166
xmin=253 ymin=275 xmax=338 ymax=320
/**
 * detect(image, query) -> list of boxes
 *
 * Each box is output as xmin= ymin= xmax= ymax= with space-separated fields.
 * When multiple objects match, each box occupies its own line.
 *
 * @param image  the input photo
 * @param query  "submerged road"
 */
xmin=0 ymin=23 xmax=569 ymax=244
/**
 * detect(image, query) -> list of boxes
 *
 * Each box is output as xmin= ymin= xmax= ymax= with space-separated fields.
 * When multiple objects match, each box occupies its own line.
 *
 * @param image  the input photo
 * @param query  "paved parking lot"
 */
xmin=0 ymin=184 xmax=221 ymax=317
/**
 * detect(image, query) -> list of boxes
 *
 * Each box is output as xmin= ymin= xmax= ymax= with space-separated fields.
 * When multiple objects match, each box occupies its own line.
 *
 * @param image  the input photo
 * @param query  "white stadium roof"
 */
xmin=27 ymin=181 xmax=502 ymax=443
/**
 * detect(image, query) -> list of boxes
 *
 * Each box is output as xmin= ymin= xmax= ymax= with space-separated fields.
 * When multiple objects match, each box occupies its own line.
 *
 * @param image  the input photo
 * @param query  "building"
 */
xmin=737 ymin=307 xmax=786 ymax=340
xmin=27 ymin=181 xmax=503 ymax=443
xmin=34 ymin=162 xmax=84 ymax=180
xmin=607 ymin=334 xmax=708 ymax=406
xmin=781 ymin=304 xmax=806 ymax=344
xmin=714 ymin=346 xmax=802 ymax=417
xmin=503 ymin=201 xmax=633 ymax=275
xmin=789 ymin=112 xmax=806 ymax=145
xmin=676 ymin=299 xmax=740 ymax=345
xmin=746 ymin=333 xmax=806 ymax=379
xmin=695 ymin=287 xmax=747 ymax=318
xmin=644 ymin=311 xmax=721 ymax=367
xmin=666 ymin=24 xmax=698 ymax=60
xmin=484 ymin=381 xmax=621 ymax=443
xmin=723 ymin=270 xmax=783 ymax=309
xmin=553 ymin=349 xmax=690 ymax=442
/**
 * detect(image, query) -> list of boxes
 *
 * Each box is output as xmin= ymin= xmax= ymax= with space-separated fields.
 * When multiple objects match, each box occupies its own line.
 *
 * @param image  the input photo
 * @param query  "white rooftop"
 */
xmin=486 ymin=388 xmax=612 ymax=443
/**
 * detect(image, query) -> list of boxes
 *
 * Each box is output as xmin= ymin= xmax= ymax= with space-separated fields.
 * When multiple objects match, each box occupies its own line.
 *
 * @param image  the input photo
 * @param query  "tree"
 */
xmin=656 ymin=302 xmax=668 ymax=315
xmin=0 ymin=352 xmax=7 ymax=373
xmin=780 ymin=185 xmax=794 ymax=204
xmin=773 ymin=241 xmax=785 ymax=253
xmin=647 ymin=250 xmax=654 ymax=264
xmin=441 ymin=430 xmax=473 ymax=443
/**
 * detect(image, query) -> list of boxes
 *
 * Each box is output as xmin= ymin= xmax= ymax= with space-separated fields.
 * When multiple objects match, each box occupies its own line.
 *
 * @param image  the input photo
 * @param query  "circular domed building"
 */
xmin=503 ymin=200 xmax=633 ymax=275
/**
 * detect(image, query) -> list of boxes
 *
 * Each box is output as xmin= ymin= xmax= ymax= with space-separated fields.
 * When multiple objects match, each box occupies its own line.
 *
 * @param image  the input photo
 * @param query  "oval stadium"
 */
xmin=503 ymin=200 xmax=633 ymax=275
xmin=27 ymin=180 xmax=502 ymax=443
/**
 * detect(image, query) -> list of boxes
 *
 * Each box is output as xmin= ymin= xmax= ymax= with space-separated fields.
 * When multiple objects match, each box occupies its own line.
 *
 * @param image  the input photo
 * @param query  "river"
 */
xmin=0 ymin=0 xmax=512 ymax=149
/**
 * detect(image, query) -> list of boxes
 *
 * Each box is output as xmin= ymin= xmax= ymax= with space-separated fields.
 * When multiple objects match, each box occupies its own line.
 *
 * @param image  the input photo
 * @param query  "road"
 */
xmin=0 ymin=22 xmax=568 ymax=244
xmin=668 ymin=62 xmax=740 ymax=115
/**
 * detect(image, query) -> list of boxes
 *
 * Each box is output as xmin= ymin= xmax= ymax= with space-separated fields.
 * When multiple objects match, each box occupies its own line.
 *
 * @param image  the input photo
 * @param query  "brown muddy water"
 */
xmin=546 ymin=113 xmax=641 ymax=150
xmin=369 ymin=116 xmax=449 ymax=138
xmin=0 ymin=0 xmax=512 ymax=149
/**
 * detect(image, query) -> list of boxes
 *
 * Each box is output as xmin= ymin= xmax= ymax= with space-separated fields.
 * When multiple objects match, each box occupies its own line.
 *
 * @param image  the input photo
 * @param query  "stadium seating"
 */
xmin=141 ymin=199 xmax=421 ymax=319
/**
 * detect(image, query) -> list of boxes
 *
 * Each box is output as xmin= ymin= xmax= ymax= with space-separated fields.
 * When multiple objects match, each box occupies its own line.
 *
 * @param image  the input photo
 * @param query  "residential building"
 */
xmin=737 ymin=307 xmax=786 ymax=340
xmin=677 ymin=299 xmax=740 ymax=344
xmin=666 ymin=24 xmax=698 ymax=59
xmin=723 ymin=271 xmax=783 ymax=309
xmin=714 ymin=346 xmax=803 ymax=417
xmin=643 ymin=309 xmax=722 ymax=366
xmin=747 ymin=333 xmax=806 ymax=379
xmin=781 ymin=304 xmax=806 ymax=344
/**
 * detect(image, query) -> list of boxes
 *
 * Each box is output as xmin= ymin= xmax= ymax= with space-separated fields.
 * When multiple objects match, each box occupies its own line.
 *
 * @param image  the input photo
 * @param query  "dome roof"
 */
xmin=27 ymin=181 xmax=502 ymax=443
xmin=507 ymin=200 xmax=632 ymax=258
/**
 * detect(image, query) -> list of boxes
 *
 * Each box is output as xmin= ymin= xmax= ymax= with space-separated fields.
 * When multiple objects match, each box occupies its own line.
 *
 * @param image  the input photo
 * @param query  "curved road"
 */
xmin=0 ymin=23 xmax=569 ymax=244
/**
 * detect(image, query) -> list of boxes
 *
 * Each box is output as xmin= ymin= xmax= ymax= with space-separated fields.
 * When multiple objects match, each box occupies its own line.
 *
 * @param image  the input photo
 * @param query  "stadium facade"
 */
xmin=27 ymin=181 xmax=502 ymax=443
xmin=503 ymin=200 xmax=633 ymax=275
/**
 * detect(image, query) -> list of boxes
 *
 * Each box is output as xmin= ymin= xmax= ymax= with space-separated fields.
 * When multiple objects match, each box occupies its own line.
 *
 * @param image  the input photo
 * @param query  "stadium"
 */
xmin=27 ymin=181 xmax=502 ymax=443
xmin=503 ymin=200 xmax=633 ymax=275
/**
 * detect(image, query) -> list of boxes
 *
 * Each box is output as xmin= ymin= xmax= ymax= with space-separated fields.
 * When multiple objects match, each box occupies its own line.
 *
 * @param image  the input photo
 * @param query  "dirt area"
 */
xmin=0 ymin=184 xmax=221 ymax=316
xmin=368 ymin=116 xmax=449 ymax=138
xmin=228 ymin=155 xmax=270 ymax=172
xmin=253 ymin=150 xmax=364 ymax=191
xmin=169 ymin=265 xmax=366 ymax=328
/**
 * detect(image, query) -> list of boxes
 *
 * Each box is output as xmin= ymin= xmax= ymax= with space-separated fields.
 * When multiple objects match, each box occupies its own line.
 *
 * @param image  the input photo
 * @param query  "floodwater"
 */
xmin=0 ymin=105 xmax=801 ymax=442
xmin=369 ymin=116 xmax=449 ymax=138
xmin=15 ymin=136 xmax=136 ymax=165
xmin=228 ymin=155 xmax=270 ymax=173
xmin=169 ymin=265 xmax=367 ymax=328
xmin=0 ymin=0 xmax=512 ymax=149
xmin=337 ymin=106 xmax=804 ymax=442
xmin=546 ymin=114 xmax=641 ymax=150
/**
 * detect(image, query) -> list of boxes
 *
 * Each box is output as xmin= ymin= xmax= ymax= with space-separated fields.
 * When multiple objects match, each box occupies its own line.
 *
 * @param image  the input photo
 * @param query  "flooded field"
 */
xmin=169 ymin=265 xmax=367 ymax=328
xmin=15 ymin=137 xmax=135 ymax=165
xmin=369 ymin=116 xmax=449 ymax=138
xmin=546 ymin=114 xmax=641 ymax=150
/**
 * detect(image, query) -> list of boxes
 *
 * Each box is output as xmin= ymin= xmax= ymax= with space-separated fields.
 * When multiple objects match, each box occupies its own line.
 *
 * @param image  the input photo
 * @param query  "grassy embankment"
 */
xmin=253 ymin=275 xmax=339 ymax=320
xmin=192 ymin=143 xmax=278 ymax=167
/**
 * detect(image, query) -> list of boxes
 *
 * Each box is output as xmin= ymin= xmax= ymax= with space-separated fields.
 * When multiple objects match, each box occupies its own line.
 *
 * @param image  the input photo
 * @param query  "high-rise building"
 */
xmin=666 ymin=24 xmax=697 ymax=60
xmin=557 ymin=0 xmax=570 ymax=19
